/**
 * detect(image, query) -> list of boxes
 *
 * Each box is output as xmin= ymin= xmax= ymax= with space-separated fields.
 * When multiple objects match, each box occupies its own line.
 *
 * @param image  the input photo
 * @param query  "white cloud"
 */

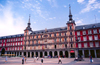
xmin=64 ymin=5 xmax=67 ymax=8
xmin=80 ymin=0 xmax=100 ymax=13
xmin=76 ymin=19 xmax=84 ymax=25
xmin=49 ymin=17 xmax=56 ymax=20
xmin=77 ymin=0 xmax=84 ymax=3
xmin=47 ymin=0 xmax=58 ymax=7
xmin=0 ymin=3 xmax=26 ymax=36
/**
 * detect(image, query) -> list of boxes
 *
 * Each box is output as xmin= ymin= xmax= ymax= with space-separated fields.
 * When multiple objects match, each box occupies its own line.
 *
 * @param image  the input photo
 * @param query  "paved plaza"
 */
xmin=0 ymin=57 xmax=100 ymax=65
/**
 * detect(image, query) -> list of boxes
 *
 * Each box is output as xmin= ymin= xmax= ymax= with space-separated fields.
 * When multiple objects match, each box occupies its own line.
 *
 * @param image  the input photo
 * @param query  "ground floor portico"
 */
xmin=0 ymin=48 xmax=100 ymax=58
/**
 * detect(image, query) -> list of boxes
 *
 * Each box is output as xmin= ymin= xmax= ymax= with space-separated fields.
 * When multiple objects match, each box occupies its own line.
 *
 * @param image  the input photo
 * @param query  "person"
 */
xmin=22 ymin=56 xmax=24 ymax=64
xmin=58 ymin=56 xmax=62 ymax=64
xmin=34 ymin=56 xmax=36 ymax=62
xmin=89 ymin=55 xmax=93 ymax=63
xmin=5 ymin=56 xmax=7 ymax=62
xmin=41 ymin=57 xmax=44 ymax=65
xmin=37 ymin=57 xmax=39 ymax=60
xmin=25 ymin=57 xmax=27 ymax=63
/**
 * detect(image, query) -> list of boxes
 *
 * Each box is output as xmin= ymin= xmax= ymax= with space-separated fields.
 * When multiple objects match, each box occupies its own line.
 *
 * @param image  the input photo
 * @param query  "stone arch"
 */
xmin=54 ymin=51 xmax=57 ymax=57
xmin=1 ymin=48 xmax=5 ymax=55
xmin=59 ymin=51 xmax=63 ymax=57
xmin=49 ymin=51 xmax=52 ymax=57
xmin=45 ymin=51 xmax=47 ymax=56
xmin=40 ymin=52 xmax=43 ymax=57
xmin=65 ymin=51 xmax=68 ymax=57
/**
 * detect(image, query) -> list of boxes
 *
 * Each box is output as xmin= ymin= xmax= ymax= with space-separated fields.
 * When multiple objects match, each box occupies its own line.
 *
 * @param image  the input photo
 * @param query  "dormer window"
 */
xmin=93 ymin=25 xmax=96 ymax=28
xmin=83 ymin=27 xmax=85 ymax=29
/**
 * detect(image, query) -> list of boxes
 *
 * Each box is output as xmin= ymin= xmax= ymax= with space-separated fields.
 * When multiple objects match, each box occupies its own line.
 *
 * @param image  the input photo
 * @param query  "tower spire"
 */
xmin=28 ymin=14 xmax=31 ymax=27
xmin=69 ymin=4 xmax=73 ymax=21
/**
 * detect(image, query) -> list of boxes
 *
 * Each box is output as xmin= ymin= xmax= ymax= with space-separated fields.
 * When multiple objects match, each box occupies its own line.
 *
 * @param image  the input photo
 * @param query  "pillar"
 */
xmin=43 ymin=52 xmax=44 ymax=57
xmin=19 ymin=52 xmax=20 ymax=56
xmin=16 ymin=52 xmax=17 ymax=56
xmin=75 ymin=50 xmax=78 ymax=58
xmin=38 ymin=52 xmax=40 ymax=57
xmin=47 ymin=51 xmax=49 ymax=56
xmin=89 ymin=50 xmax=90 ymax=56
xmin=34 ymin=52 xmax=36 ymax=57
xmin=63 ymin=51 xmax=65 ymax=56
xmin=52 ymin=51 xmax=54 ymax=57
xmin=22 ymin=52 xmax=23 ymax=56
xmin=68 ymin=51 xmax=70 ymax=58
xmin=30 ymin=52 xmax=32 ymax=57
xmin=82 ymin=50 xmax=84 ymax=58
xmin=94 ymin=50 xmax=97 ymax=58
xmin=57 ymin=51 xmax=59 ymax=56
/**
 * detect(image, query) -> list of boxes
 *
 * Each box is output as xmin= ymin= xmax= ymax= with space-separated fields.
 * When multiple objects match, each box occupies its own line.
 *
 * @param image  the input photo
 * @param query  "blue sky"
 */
xmin=0 ymin=0 xmax=100 ymax=36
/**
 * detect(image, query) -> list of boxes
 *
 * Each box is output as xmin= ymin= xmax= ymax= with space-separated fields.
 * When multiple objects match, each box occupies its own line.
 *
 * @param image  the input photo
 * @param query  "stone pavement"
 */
xmin=0 ymin=57 xmax=100 ymax=65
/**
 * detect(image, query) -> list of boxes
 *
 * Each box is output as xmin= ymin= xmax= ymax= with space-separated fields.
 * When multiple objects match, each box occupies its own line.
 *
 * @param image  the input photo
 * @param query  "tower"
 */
xmin=66 ymin=5 xmax=76 ymax=48
xmin=24 ymin=15 xmax=32 ymax=50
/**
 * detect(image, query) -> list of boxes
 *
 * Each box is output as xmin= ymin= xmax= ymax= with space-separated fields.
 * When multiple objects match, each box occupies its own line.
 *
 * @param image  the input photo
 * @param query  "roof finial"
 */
xmin=69 ymin=4 xmax=73 ymax=21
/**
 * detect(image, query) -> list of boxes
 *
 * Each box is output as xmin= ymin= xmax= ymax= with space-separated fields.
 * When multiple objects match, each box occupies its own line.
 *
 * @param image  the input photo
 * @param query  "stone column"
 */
xmin=38 ymin=52 xmax=40 ymax=57
xmin=16 ymin=52 xmax=17 ymax=56
xmin=68 ymin=51 xmax=70 ymax=58
xmin=19 ymin=52 xmax=20 ymax=56
xmin=75 ymin=50 xmax=78 ymax=58
xmin=82 ymin=50 xmax=84 ymax=58
xmin=63 ymin=51 xmax=65 ymax=56
xmin=89 ymin=50 xmax=90 ymax=56
xmin=30 ymin=52 xmax=32 ymax=57
xmin=34 ymin=52 xmax=36 ymax=57
xmin=57 ymin=51 xmax=59 ymax=56
xmin=22 ymin=52 xmax=23 ymax=56
xmin=47 ymin=51 xmax=49 ymax=56
xmin=52 ymin=51 xmax=54 ymax=57
xmin=43 ymin=52 xmax=44 ymax=57
xmin=94 ymin=50 xmax=97 ymax=58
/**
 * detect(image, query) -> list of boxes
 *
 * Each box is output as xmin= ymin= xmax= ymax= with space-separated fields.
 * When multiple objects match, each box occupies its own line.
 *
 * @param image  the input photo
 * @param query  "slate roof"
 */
xmin=0 ymin=34 xmax=24 ymax=39
xmin=75 ymin=23 xmax=100 ymax=30
xmin=0 ymin=23 xmax=100 ymax=39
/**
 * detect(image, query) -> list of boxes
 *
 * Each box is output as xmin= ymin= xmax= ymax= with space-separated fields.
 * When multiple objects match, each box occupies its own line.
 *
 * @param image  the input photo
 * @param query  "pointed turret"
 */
xmin=69 ymin=4 xmax=73 ymax=21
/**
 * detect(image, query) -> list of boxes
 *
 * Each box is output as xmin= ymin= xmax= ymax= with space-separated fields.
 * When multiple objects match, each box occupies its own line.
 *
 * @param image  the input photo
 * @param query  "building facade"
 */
xmin=0 ymin=6 xmax=100 ymax=58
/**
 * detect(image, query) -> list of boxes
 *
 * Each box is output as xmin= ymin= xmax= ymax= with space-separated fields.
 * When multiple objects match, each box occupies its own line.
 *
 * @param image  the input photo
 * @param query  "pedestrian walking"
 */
xmin=34 ymin=56 xmax=36 ymax=62
xmin=41 ymin=57 xmax=44 ymax=65
xmin=22 ymin=56 xmax=24 ymax=64
xmin=5 ymin=56 xmax=7 ymax=62
xmin=25 ymin=57 xmax=27 ymax=63
xmin=58 ymin=56 xmax=62 ymax=64
xmin=89 ymin=55 xmax=93 ymax=63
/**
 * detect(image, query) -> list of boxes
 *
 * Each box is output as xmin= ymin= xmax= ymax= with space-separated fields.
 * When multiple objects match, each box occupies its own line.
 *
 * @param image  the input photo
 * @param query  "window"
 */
xmin=16 ymin=43 xmax=17 ymax=45
xmin=88 ymin=30 xmax=92 ymax=34
xmin=83 ymin=27 xmax=85 ymax=29
xmin=78 ymin=37 xmax=81 ymax=42
xmin=83 ymin=31 xmax=86 ymax=35
xmin=84 ymin=43 xmax=87 ymax=48
xmin=93 ymin=29 xmax=97 ymax=34
xmin=8 ymin=48 xmax=9 ymax=50
xmin=83 ymin=37 xmax=87 ymax=41
xmin=94 ymin=35 xmax=98 ymax=40
xmin=65 ymin=44 xmax=67 ymax=48
xmin=95 ymin=42 xmax=99 ymax=47
xmin=78 ymin=43 xmax=81 ymax=48
xmin=70 ymin=26 xmax=72 ymax=30
xmin=18 ymin=42 xmax=20 ymax=45
xmin=15 ymin=47 xmax=16 ymax=50
xmin=77 ymin=32 xmax=80 ymax=36
xmin=21 ymin=42 xmax=22 ymax=45
xmin=18 ymin=47 xmax=19 ymax=50
xmin=13 ymin=43 xmax=14 ymax=46
xmin=90 ymin=42 xmax=93 ymax=47
xmin=70 ymin=38 xmax=73 ymax=42
xmin=71 ymin=44 xmax=73 ymax=48
xmin=89 ymin=36 xmax=92 ymax=41
xmin=70 ymin=32 xmax=72 ymax=35
xmin=16 ymin=38 xmax=17 ymax=41
xmin=99 ymin=29 xmax=100 ymax=33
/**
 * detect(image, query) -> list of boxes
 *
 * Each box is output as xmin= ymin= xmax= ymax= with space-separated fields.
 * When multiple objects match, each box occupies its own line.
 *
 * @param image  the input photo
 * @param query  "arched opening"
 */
xmin=24 ymin=52 xmax=26 ymax=56
xmin=28 ymin=52 xmax=30 ymax=57
xmin=36 ymin=52 xmax=38 ymax=57
xmin=59 ymin=51 xmax=63 ymax=57
xmin=65 ymin=51 xmax=68 ymax=57
xmin=32 ymin=52 xmax=34 ymax=57
xmin=54 ymin=51 xmax=57 ymax=57
xmin=1 ymin=48 xmax=5 ymax=55
xmin=49 ymin=51 xmax=52 ymax=58
xmin=45 ymin=51 xmax=47 ymax=56
xmin=40 ymin=52 xmax=43 ymax=57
